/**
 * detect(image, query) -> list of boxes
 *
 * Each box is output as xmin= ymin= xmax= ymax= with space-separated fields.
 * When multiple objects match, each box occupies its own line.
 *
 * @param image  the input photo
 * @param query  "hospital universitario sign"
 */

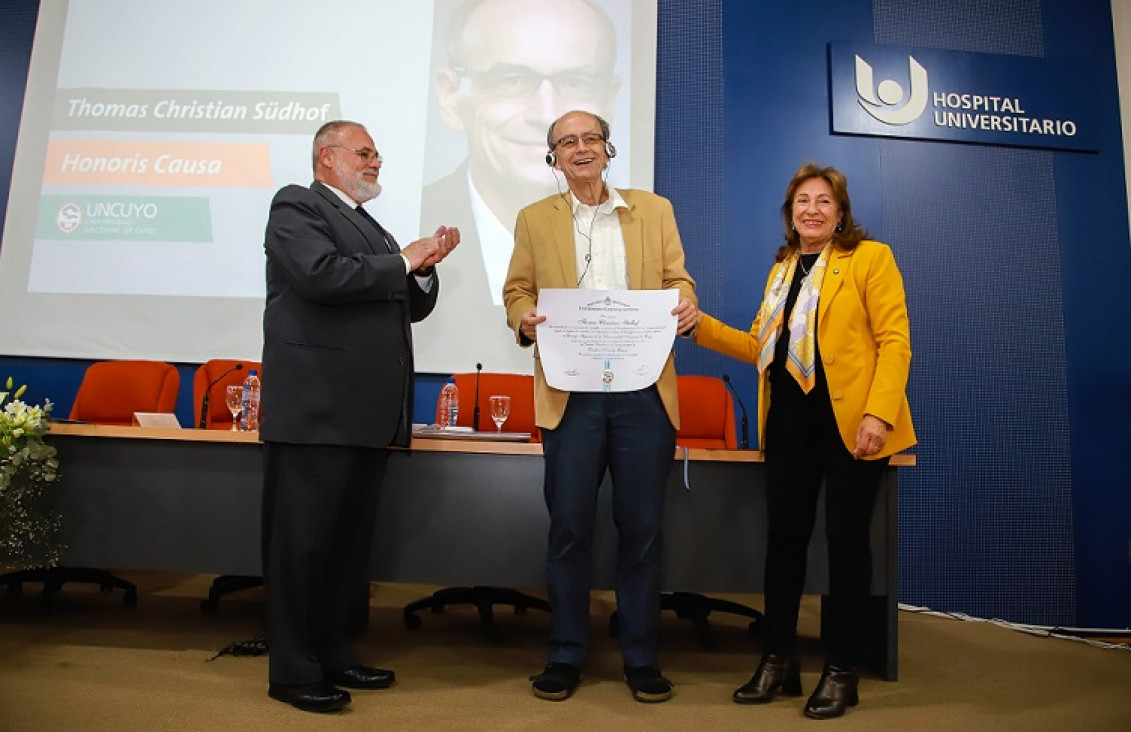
xmin=828 ymin=42 xmax=1096 ymax=152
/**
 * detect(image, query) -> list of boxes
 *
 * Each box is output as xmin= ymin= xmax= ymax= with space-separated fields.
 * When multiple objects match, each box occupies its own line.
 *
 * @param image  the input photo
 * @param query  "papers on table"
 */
xmin=411 ymin=424 xmax=531 ymax=442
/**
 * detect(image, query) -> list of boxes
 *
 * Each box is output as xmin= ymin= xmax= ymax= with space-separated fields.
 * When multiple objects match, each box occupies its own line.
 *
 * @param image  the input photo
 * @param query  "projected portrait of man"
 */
xmin=416 ymin=0 xmax=622 ymax=371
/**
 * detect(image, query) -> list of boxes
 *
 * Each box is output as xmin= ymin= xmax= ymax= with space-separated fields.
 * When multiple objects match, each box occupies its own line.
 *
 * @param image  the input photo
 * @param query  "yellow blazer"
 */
xmin=695 ymin=240 xmax=915 ymax=459
xmin=503 ymin=189 xmax=697 ymax=430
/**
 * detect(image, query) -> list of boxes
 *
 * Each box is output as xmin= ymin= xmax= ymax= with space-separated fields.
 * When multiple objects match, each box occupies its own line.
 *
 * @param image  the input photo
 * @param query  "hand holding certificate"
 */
xmin=535 ymin=289 xmax=678 ymax=392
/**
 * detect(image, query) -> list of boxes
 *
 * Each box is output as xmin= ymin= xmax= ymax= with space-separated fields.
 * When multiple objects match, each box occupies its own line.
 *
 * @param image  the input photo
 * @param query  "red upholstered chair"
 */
xmin=69 ymin=360 xmax=180 ymax=426
xmin=2 ymin=360 xmax=180 ymax=608
xmin=675 ymin=375 xmax=738 ymax=449
xmin=193 ymin=359 xmax=262 ymax=430
xmin=451 ymin=371 xmax=539 ymax=441
xmin=403 ymin=372 xmax=549 ymax=634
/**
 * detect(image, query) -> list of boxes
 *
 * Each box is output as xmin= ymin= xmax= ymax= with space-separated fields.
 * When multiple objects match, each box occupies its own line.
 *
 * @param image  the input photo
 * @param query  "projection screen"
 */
xmin=0 ymin=0 xmax=658 ymax=374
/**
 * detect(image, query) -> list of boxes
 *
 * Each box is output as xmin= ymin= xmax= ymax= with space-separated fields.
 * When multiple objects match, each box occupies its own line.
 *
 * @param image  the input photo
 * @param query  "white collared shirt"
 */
xmin=467 ymin=172 xmax=512 ymax=307
xmin=322 ymin=181 xmax=361 ymax=210
xmin=572 ymin=187 xmax=629 ymax=291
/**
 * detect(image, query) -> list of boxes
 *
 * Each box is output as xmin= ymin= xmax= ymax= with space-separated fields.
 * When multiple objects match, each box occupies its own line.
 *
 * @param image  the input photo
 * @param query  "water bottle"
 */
xmin=435 ymin=378 xmax=459 ymax=429
xmin=240 ymin=369 xmax=261 ymax=431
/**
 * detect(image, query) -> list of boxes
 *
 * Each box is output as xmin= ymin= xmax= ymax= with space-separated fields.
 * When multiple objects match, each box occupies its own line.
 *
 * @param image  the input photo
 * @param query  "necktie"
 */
xmin=354 ymin=206 xmax=393 ymax=252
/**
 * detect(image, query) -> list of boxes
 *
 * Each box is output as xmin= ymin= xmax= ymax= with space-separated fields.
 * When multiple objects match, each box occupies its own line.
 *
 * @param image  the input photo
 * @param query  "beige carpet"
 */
xmin=0 ymin=571 xmax=1128 ymax=731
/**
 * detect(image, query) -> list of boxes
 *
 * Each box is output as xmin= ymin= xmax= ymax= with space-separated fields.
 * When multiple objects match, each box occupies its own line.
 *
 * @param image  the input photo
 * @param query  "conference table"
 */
xmin=45 ymin=423 xmax=912 ymax=680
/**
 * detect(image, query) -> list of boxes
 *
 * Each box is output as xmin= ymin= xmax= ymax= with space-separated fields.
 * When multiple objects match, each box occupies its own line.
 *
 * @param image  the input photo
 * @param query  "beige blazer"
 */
xmin=503 ymin=189 xmax=697 ymax=430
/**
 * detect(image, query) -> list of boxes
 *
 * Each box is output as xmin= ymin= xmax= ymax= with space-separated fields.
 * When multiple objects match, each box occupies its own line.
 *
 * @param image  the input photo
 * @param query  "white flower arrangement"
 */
xmin=0 ymin=376 xmax=63 ymax=570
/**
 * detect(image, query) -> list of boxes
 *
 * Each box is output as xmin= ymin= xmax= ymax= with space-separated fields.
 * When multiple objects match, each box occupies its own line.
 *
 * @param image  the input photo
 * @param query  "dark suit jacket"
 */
xmin=260 ymin=181 xmax=438 ymax=448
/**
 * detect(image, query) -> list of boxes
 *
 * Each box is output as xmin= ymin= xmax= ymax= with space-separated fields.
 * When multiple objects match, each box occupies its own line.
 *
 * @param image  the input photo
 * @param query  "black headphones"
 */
xmin=545 ymin=141 xmax=617 ymax=167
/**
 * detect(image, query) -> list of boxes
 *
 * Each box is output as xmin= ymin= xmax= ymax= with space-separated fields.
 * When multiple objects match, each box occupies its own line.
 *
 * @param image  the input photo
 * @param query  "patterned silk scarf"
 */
xmin=755 ymin=245 xmax=831 ymax=393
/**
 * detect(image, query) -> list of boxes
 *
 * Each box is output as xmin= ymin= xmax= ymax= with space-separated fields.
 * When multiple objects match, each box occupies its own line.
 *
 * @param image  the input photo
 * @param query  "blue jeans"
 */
xmin=540 ymin=387 xmax=675 ymax=668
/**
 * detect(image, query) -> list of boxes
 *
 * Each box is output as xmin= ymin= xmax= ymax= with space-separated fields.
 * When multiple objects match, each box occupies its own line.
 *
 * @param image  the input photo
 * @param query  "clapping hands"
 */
xmin=404 ymin=225 xmax=461 ymax=272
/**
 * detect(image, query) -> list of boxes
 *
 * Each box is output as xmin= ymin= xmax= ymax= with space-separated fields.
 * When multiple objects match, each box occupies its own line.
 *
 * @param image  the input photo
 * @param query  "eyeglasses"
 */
xmin=455 ymin=66 xmax=612 ymax=101
xmin=550 ymin=133 xmax=606 ymax=151
xmin=325 ymin=145 xmax=383 ymax=164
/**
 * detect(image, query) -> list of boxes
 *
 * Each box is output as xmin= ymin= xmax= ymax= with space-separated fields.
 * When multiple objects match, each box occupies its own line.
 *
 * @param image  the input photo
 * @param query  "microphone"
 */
xmin=198 ymin=363 xmax=244 ymax=429
xmin=472 ymin=363 xmax=483 ymax=432
xmin=722 ymin=374 xmax=749 ymax=449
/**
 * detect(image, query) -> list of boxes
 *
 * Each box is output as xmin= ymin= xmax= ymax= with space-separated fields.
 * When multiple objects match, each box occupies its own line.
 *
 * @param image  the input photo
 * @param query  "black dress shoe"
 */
xmin=268 ymin=682 xmax=350 ymax=713
xmin=329 ymin=665 xmax=396 ymax=689
xmin=804 ymin=664 xmax=859 ymax=719
xmin=624 ymin=665 xmax=673 ymax=703
xmin=530 ymin=662 xmax=581 ymax=701
xmin=733 ymin=651 xmax=802 ymax=704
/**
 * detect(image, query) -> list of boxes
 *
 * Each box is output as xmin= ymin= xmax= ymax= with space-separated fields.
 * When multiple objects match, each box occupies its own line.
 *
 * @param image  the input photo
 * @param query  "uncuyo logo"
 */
xmin=855 ymin=54 xmax=928 ymax=125
xmin=56 ymin=202 xmax=82 ymax=234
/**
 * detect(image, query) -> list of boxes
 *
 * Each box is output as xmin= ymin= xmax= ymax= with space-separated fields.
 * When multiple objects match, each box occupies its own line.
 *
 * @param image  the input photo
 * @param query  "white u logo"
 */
xmin=855 ymin=55 xmax=928 ymax=125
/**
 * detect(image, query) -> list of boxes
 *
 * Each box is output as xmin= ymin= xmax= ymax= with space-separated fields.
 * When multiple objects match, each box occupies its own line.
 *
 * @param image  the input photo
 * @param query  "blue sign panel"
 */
xmin=829 ymin=42 xmax=1097 ymax=152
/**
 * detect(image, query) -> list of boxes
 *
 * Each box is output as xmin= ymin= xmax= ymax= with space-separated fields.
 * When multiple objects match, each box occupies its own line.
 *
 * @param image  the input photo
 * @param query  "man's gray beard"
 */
xmin=354 ymin=179 xmax=381 ymax=202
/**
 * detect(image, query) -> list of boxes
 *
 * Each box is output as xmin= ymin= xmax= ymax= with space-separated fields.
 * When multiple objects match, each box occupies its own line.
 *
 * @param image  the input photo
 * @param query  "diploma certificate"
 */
xmin=535 ymin=289 xmax=678 ymax=392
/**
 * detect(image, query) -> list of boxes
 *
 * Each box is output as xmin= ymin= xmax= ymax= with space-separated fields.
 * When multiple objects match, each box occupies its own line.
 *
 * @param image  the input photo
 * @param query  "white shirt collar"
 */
xmin=320 ymin=181 xmax=361 ymax=210
xmin=571 ymin=186 xmax=628 ymax=216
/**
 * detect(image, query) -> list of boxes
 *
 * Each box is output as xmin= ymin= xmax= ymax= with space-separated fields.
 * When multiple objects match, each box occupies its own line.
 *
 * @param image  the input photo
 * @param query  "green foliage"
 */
xmin=0 ymin=378 xmax=64 ymax=570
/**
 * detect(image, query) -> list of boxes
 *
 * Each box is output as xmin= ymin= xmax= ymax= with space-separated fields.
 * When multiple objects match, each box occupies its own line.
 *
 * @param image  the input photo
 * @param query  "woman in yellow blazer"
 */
xmin=694 ymin=163 xmax=915 ymax=719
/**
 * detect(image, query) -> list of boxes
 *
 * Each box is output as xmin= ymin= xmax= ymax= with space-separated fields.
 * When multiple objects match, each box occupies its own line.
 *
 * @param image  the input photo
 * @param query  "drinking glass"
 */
xmin=224 ymin=385 xmax=243 ymax=431
xmin=489 ymin=395 xmax=511 ymax=432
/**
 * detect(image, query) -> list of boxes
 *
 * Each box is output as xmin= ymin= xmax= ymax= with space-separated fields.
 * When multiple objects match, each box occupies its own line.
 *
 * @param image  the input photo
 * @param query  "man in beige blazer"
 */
xmin=503 ymin=110 xmax=697 ymax=703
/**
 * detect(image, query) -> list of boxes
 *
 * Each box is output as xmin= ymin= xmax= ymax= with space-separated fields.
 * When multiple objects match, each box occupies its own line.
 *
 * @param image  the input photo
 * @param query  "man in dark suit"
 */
xmin=259 ymin=120 xmax=459 ymax=713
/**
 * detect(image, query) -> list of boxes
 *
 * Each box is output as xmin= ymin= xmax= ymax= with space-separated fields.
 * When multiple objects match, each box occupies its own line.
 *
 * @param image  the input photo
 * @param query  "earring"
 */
xmin=835 ymin=222 xmax=843 ymax=233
